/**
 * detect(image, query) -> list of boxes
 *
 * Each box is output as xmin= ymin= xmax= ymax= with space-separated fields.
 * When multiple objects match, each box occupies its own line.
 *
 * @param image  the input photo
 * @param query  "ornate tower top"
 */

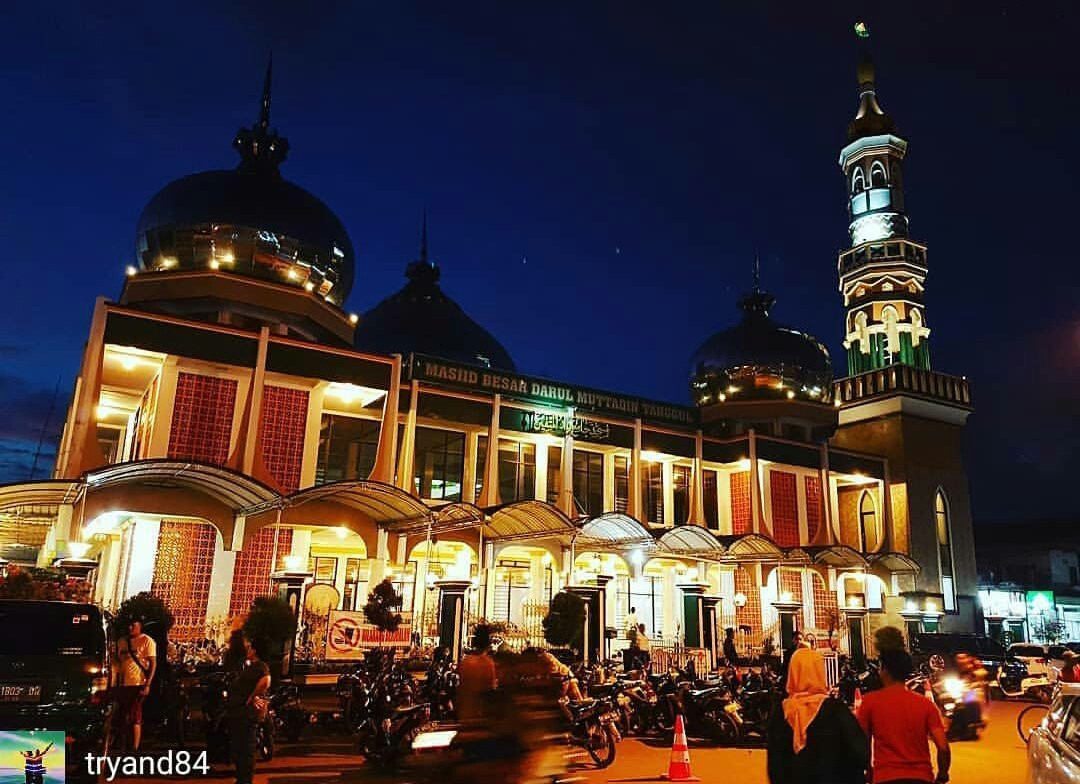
xmin=837 ymin=32 xmax=931 ymax=375
xmin=232 ymin=54 xmax=290 ymax=172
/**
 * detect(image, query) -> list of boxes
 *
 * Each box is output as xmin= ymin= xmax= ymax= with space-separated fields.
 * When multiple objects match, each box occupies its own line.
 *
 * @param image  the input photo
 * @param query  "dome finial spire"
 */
xmin=258 ymin=52 xmax=273 ymax=130
xmin=753 ymin=248 xmax=761 ymax=292
xmin=233 ymin=55 xmax=289 ymax=171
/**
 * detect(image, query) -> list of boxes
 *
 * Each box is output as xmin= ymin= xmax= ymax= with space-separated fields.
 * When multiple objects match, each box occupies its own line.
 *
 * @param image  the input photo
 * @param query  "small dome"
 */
xmin=354 ymin=245 xmax=515 ymax=371
xmin=690 ymin=288 xmax=831 ymax=405
xmin=134 ymin=58 xmax=355 ymax=306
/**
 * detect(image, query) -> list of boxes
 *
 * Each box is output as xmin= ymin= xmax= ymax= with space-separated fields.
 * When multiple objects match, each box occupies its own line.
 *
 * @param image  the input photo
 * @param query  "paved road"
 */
xmin=581 ymin=698 xmax=1030 ymax=784
xmin=111 ymin=698 xmax=1032 ymax=784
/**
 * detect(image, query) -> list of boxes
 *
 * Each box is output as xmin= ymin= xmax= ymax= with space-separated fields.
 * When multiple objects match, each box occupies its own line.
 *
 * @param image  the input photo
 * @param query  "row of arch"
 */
xmin=850 ymin=160 xmax=898 ymax=194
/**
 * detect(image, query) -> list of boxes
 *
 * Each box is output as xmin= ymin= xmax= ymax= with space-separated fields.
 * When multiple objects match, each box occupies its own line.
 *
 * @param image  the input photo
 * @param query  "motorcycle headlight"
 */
xmin=942 ymin=677 xmax=965 ymax=701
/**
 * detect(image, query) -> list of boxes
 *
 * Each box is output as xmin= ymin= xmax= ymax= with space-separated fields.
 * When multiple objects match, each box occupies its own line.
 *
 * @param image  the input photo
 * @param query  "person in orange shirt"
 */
xmin=457 ymin=624 xmax=497 ymax=722
xmin=857 ymin=648 xmax=951 ymax=784
xmin=1060 ymin=650 xmax=1080 ymax=683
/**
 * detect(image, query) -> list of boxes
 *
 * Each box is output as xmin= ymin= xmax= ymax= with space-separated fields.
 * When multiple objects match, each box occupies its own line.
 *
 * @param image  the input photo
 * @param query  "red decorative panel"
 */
xmin=260 ymin=385 xmax=309 ymax=492
xmin=730 ymin=471 xmax=751 ymax=535
xmin=151 ymin=520 xmax=216 ymax=641
xmin=778 ymin=568 xmax=803 ymax=604
xmin=734 ymin=567 xmax=762 ymax=642
xmin=167 ymin=373 xmax=238 ymax=465
xmin=229 ymin=527 xmax=294 ymax=619
xmin=770 ymin=471 xmax=799 ymax=547
xmin=805 ymin=476 xmax=823 ymax=543
xmin=812 ymin=572 xmax=838 ymax=631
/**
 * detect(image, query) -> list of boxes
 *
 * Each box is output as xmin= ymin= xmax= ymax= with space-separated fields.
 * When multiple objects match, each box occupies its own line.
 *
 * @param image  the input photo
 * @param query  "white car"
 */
xmin=1012 ymin=643 xmax=1055 ymax=680
xmin=1027 ymin=683 xmax=1080 ymax=783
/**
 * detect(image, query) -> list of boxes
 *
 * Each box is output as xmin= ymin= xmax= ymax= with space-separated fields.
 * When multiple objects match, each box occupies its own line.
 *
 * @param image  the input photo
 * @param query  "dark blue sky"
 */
xmin=0 ymin=2 xmax=1075 ymax=523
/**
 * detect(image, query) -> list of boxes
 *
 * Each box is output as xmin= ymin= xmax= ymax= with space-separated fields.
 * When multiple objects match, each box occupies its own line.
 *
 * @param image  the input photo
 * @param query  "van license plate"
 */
xmin=0 ymin=684 xmax=41 ymax=703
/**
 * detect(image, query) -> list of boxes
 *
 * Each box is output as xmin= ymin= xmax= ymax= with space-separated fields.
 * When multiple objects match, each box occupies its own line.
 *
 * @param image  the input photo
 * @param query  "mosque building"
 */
xmin=0 ymin=52 xmax=976 ymax=663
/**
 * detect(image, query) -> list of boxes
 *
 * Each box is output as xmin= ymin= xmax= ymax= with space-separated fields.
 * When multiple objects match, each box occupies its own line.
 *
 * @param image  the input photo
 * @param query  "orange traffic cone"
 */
xmin=853 ymin=687 xmax=863 ymax=712
xmin=662 ymin=714 xmax=700 ymax=781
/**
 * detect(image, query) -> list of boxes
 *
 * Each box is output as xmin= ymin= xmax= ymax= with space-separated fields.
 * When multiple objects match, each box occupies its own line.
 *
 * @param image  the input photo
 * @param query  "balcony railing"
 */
xmin=833 ymin=365 xmax=972 ymax=408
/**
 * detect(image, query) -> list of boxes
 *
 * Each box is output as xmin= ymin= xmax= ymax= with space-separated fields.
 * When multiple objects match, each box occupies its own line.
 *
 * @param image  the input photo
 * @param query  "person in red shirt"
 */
xmin=857 ymin=648 xmax=951 ymax=784
xmin=1060 ymin=650 xmax=1080 ymax=683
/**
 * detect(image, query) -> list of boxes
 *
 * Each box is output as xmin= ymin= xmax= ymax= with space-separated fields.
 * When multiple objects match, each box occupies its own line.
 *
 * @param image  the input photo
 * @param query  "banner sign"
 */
xmin=409 ymin=353 xmax=696 ymax=428
xmin=325 ymin=610 xmax=413 ymax=659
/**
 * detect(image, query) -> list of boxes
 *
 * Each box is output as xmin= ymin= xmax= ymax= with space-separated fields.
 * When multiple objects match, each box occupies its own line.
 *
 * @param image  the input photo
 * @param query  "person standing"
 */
xmin=458 ymin=625 xmax=498 ymax=722
xmin=766 ymin=647 xmax=866 ymax=784
xmin=113 ymin=618 xmax=157 ymax=752
xmin=857 ymin=648 xmax=951 ymax=784
xmin=626 ymin=607 xmax=638 ymax=638
xmin=226 ymin=633 xmax=271 ymax=784
xmin=634 ymin=624 xmax=651 ymax=671
xmin=723 ymin=627 xmax=740 ymax=666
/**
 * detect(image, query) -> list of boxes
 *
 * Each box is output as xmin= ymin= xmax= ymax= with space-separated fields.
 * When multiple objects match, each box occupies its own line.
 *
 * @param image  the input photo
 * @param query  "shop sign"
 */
xmin=325 ymin=610 xmax=412 ymax=659
xmin=978 ymin=589 xmax=1026 ymax=619
xmin=410 ymin=353 xmax=696 ymax=428
xmin=1027 ymin=590 xmax=1056 ymax=616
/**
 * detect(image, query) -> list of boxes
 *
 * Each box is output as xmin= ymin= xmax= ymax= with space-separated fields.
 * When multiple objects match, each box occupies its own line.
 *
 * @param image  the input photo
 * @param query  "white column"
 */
xmin=690 ymin=431 xmax=706 ymax=525
xmin=463 ymin=431 xmax=479 ymax=504
xmin=801 ymin=569 xmax=815 ymax=631
xmin=125 ymin=518 xmax=162 ymax=597
xmin=290 ymin=529 xmax=312 ymax=565
xmin=477 ymin=395 xmax=501 ymax=507
xmin=560 ymin=429 xmax=575 ymax=517
xmin=206 ymin=544 xmax=237 ymax=627
xmin=602 ymin=451 xmax=615 ymax=513
xmin=663 ymin=566 xmax=678 ymax=640
xmin=368 ymin=355 xmax=402 ymax=483
xmin=298 ymin=384 xmax=325 ymax=489
xmin=718 ymin=469 xmax=733 ymax=535
xmin=534 ymin=441 xmax=548 ymax=502
xmin=95 ymin=534 xmax=122 ymax=609
xmin=395 ymin=381 xmax=420 ymax=492
xmin=629 ymin=419 xmax=643 ymax=519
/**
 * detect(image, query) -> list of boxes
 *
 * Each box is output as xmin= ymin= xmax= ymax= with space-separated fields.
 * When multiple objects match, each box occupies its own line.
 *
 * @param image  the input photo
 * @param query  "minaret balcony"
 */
xmin=833 ymin=366 xmax=972 ymax=410
xmin=838 ymin=239 xmax=927 ymax=278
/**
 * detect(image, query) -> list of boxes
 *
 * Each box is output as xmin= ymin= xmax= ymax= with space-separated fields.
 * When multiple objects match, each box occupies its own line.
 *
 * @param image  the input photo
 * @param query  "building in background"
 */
xmin=977 ymin=520 xmax=1080 ymax=643
xmin=0 ymin=49 xmax=977 ymax=661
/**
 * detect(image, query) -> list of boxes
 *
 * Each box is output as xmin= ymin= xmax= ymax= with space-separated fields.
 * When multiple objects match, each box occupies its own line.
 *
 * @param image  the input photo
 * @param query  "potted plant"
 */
xmin=542 ymin=591 xmax=585 ymax=657
xmin=243 ymin=596 xmax=297 ymax=680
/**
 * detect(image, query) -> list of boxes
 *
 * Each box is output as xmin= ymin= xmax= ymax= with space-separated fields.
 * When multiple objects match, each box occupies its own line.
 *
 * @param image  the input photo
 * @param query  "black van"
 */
xmin=912 ymin=632 xmax=1008 ymax=676
xmin=0 ymin=600 xmax=111 ymax=782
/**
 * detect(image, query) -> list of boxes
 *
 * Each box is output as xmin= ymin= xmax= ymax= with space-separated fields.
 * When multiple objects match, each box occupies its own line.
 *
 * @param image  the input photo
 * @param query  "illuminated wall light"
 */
xmin=304 ymin=281 xmax=315 ymax=291
xmin=834 ymin=398 xmax=843 ymax=408
xmin=727 ymin=385 xmax=740 ymax=395
xmin=287 ymin=268 xmax=300 ymax=280
xmin=780 ymin=590 xmax=794 ymax=604
xmin=283 ymin=554 xmax=303 ymax=571
xmin=125 ymin=265 xmax=137 ymax=277
xmin=640 ymin=450 xmax=666 ymax=463
xmin=786 ymin=390 xmax=796 ymax=400
xmin=335 ymin=526 xmax=348 ymax=540
xmin=209 ymin=259 xmax=220 ymax=270
xmin=221 ymin=251 xmax=235 ymax=263
xmin=67 ymin=541 xmax=92 ymax=559
xmin=119 ymin=356 xmax=138 ymax=371
xmin=159 ymin=256 xmax=177 ymax=269
xmin=95 ymin=405 xmax=115 ymax=420
xmin=733 ymin=592 xmax=748 ymax=608
xmin=348 ymin=313 xmax=359 ymax=325
xmin=718 ymin=392 xmax=727 ymax=402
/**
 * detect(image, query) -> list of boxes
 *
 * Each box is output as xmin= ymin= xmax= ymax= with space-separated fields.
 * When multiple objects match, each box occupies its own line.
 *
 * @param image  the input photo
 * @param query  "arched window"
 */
xmin=936 ymin=490 xmax=956 ymax=612
xmin=881 ymin=306 xmax=899 ymax=365
xmin=859 ymin=490 xmax=879 ymax=552
xmin=870 ymin=161 xmax=888 ymax=188
xmin=851 ymin=168 xmax=866 ymax=194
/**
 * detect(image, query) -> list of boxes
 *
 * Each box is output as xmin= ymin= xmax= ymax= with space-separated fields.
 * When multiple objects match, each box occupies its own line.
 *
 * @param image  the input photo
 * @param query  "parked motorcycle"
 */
xmin=200 ymin=669 xmax=275 ymax=762
xmin=997 ymin=658 xmax=1053 ymax=703
xmin=268 ymin=682 xmax=311 ymax=742
xmin=561 ymin=694 xmax=620 ymax=768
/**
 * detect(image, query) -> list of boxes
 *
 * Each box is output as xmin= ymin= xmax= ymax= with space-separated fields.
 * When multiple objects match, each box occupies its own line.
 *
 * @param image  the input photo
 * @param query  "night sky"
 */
xmin=0 ymin=2 xmax=1075 ymax=524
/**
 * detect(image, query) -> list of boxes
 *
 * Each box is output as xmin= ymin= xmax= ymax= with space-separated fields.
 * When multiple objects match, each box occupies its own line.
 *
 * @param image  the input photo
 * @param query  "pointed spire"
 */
xmin=752 ymin=249 xmax=761 ymax=292
xmin=739 ymin=250 xmax=775 ymax=316
xmin=233 ymin=54 xmax=289 ymax=172
xmin=258 ymin=53 xmax=273 ymax=130
xmin=406 ymin=210 xmax=440 ymax=286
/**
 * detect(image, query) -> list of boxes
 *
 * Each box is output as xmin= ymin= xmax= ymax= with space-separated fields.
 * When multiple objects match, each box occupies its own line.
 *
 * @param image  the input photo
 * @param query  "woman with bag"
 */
xmin=226 ymin=632 xmax=271 ymax=784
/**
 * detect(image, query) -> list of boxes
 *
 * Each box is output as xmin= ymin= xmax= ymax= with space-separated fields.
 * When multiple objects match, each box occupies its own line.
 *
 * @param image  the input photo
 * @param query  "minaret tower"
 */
xmin=838 ymin=53 xmax=931 ymax=375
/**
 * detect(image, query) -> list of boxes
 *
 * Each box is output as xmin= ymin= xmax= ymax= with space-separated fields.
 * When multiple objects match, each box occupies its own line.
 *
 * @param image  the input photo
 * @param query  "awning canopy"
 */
xmin=805 ymin=545 xmax=869 ymax=569
xmin=869 ymin=551 xmax=920 ymax=574
xmin=86 ymin=460 xmax=277 ymax=511
xmin=260 ymin=480 xmax=435 ymax=528
xmin=658 ymin=525 xmax=726 ymax=558
xmin=715 ymin=534 xmax=784 ymax=560
xmin=483 ymin=501 xmax=575 ymax=542
xmin=577 ymin=513 xmax=656 ymax=550
xmin=0 ymin=481 xmax=79 ymax=513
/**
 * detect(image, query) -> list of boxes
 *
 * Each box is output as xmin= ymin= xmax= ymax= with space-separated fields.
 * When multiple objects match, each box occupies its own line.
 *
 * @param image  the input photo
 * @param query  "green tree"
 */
xmin=542 ymin=591 xmax=585 ymax=648
xmin=242 ymin=596 xmax=297 ymax=649
xmin=363 ymin=578 xmax=403 ymax=633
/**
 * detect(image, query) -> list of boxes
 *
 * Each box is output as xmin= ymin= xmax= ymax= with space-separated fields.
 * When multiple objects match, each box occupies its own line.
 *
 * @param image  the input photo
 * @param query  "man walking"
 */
xmin=113 ymin=618 xmax=157 ymax=752
xmin=857 ymin=648 xmax=951 ymax=784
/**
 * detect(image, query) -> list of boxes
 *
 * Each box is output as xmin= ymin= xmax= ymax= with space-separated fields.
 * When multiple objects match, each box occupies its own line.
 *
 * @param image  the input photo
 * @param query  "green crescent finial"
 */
xmin=854 ymin=21 xmax=869 ymax=39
